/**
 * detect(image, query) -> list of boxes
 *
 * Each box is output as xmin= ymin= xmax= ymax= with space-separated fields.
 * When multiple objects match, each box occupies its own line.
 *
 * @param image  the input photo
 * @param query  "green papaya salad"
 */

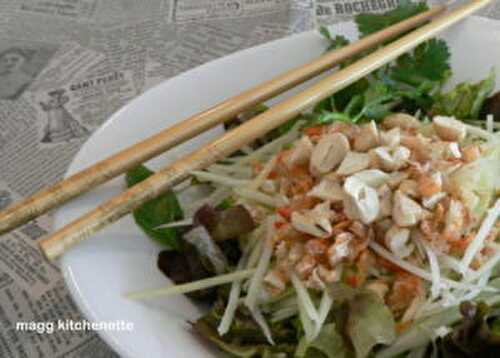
xmin=125 ymin=2 xmax=500 ymax=357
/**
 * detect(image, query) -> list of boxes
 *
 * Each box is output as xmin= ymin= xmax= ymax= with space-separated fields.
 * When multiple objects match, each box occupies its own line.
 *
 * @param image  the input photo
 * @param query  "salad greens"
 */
xmin=126 ymin=164 xmax=183 ymax=249
xmin=391 ymin=38 xmax=451 ymax=84
xmin=317 ymin=3 xmax=452 ymax=125
xmin=195 ymin=296 xmax=297 ymax=357
xmin=347 ymin=292 xmax=396 ymax=358
xmin=436 ymin=301 xmax=500 ymax=356
xmin=295 ymin=323 xmax=349 ymax=358
xmin=376 ymin=278 xmax=500 ymax=357
xmin=432 ymin=69 xmax=496 ymax=119
xmin=324 ymin=285 xmax=397 ymax=358
xmin=355 ymin=0 xmax=428 ymax=37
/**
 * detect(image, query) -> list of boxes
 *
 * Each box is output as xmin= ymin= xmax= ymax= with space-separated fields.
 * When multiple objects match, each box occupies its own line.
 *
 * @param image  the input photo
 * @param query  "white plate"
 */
xmin=57 ymin=16 xmax=500 ymax=358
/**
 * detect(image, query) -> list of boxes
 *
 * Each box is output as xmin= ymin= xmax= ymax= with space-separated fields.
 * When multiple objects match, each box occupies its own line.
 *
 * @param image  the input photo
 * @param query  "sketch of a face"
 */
xmin=45 ymin=97 xmax=61 ymax=109
xmin=42 ymin=90 xmax=69 ymax=110
xmin=226 ymin=1 xmax=240 ymax=11
xmin=0 ymin=51 xmax=26 ymax=75
xmin=0 ymin=190 xmax=11 ymax=211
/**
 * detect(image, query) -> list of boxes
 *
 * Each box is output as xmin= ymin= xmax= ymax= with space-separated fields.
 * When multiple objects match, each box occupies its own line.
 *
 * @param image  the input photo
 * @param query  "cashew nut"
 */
xmin=310 ymin=133 xmax=350 ymax=176
xmin=392 ymin=190 xmax=424 ymax=227
xmin=336 ymin=151 xmax=371 ymax=175
xmin=385 ymin=225 xmax=414 ymax=258
xmin=291 ymin=202 xmax=334 ymax=238
xmin=378 ymin=184 xmax=393 ymax=219
xmin=353 ymin=169 xmax=390 ymax=188
xmin=343 ymin=176 xmax=380 ymax=224
xmin=398 ymin=179 xmax=420 ymax=198
xmin=308 ymin=177 xmax=345 ymax=202
xmin=353 ymin=120 xmax=379 ymax=152
xmin=380 ymin=127 xmax=401 ymax=147
xmin=328 ymin=232 xmax=353 ymax=266
xmin=433 ymin=116 xmax=467 ymax=142
xmin=446 ymin=142 xmax=462 ymax=159
xmin=382 ymin=113 xmax=421 ymax=130
xmin=373 ymin=146 xmax=410 ymax=171
xmin=286 ymin=135 xmax=313 ymax=167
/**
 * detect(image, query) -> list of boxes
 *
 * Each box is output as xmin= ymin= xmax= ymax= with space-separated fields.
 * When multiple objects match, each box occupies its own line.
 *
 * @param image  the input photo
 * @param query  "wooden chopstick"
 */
xmin=38 ymin=0 xmax=492 ymax=260
xmin=0 ymin=5 xmax=446 ymax=235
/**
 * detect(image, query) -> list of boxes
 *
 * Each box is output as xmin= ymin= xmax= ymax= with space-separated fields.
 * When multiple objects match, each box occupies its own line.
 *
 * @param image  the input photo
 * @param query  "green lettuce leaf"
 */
xmin=295 ymin=323 xmax=352 ymax=358
xmin=431 ymin=69 xmax=496 ymax=119
xmin=126 ymin=165 xmax=183 ymax=249
xmin=194 ymin=299 xmax=297 ymax=357
xmin=194 ymin=319 xmax=263 ymax=357
xmin=347 ymin=292 xmax=396 ymax=358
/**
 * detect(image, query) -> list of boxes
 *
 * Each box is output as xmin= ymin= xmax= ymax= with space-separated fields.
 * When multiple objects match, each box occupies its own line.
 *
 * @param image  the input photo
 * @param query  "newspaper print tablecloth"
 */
xmin=0 ymin=1 xmax=498 ymax=357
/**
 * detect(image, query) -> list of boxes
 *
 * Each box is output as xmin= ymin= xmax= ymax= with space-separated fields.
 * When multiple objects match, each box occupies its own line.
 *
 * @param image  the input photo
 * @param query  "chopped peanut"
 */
xmin=443 ymin=199 xmax=465 ymax=242
xmin=462 ymin=144 xmax=481 ymax=163
xmin=418 ymin=171 xmax=442 ymax=197
xmin=305 ymin=238 xmax=329 ymax=257
xmin=387 ymin=272 xmax=424 ymax=316
xmin=399 ymin=179 xmax=420 ymax=198
xmin=328 ymin=232 xmax=354 ymax=266
xmin=433 ymin=116 xmax=466 ymax=142
xmin=295 ymin=254 xmax=316 ymax=279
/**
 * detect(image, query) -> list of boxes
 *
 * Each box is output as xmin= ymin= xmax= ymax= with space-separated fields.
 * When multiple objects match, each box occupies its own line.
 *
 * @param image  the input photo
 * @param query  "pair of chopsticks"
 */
xmin=0 ymin=0 xmax=491 ymax=260
xmin=0 ymin=4 xmax=446 ymax=236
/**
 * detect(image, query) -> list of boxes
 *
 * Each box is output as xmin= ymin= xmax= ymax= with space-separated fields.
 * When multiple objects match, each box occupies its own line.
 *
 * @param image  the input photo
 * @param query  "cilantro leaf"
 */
xmin=319 ymin=26 xmax=350 ymax=52
xmin=355 ymin=0 xmax=428 ymax=37
xmin=391 ymin=39 xmax=451 ymax=84
xmin=333 ymin=78 xmax=370 ymax=112
xmin=126 ymin=165 xmax=183 ymax=249
xmin=313 ymin=95 xmax=336 ymax=113
xmin=310 ymin=0 xmax=452 ymax=127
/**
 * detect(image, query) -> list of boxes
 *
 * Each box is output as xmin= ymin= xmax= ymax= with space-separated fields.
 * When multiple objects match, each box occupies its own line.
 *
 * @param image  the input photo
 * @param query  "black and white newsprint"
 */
xmin=0 ymin=0 xmax=497 ymax=357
